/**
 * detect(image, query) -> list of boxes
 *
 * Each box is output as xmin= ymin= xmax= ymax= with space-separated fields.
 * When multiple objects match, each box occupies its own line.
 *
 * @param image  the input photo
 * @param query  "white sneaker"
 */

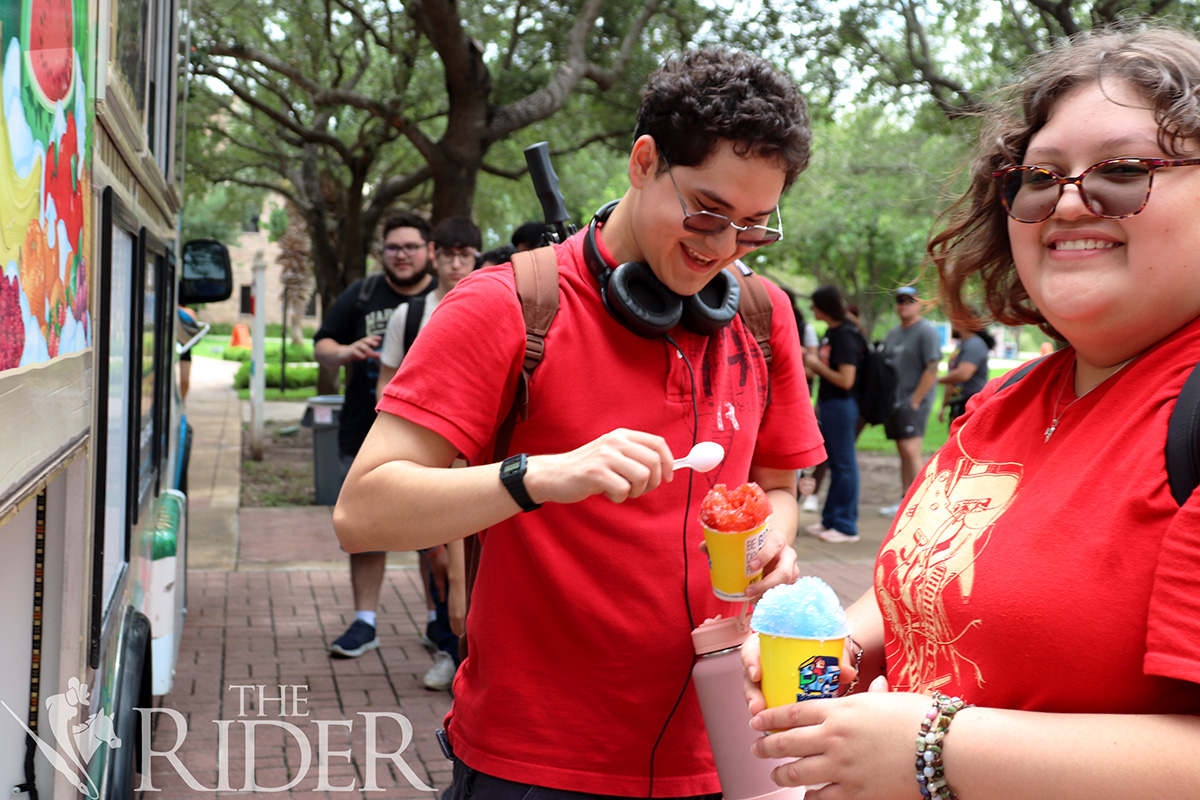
xmin=422 ymin=651 xmax=457 ymax=691
xmin=801 ymin=495 xmax=820 ymax=513
xmin=879 ymin=502 xmax=902 ymax=518
xmin=818 ymin=528 xmax=861 ymax=543
xmin=804 ymin=522 xmax=828 ymax=537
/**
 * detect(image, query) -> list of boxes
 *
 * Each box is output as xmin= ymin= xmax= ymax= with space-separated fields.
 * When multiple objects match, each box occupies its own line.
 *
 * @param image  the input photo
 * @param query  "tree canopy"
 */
xmin=185 ymin=0 xmax=1200 ymax=339
xmin=187 ymin=0 xmax=728 ymax=316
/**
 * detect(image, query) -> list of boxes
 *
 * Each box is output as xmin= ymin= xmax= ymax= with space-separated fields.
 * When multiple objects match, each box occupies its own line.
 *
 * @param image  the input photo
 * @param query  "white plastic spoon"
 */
xmin=673 ymin=441 xmax=725 ymax=473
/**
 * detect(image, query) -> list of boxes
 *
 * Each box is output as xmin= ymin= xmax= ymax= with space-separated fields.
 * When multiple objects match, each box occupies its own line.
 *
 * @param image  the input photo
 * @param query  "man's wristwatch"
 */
xmin=499 ymin=453 xmax=542 ymax=512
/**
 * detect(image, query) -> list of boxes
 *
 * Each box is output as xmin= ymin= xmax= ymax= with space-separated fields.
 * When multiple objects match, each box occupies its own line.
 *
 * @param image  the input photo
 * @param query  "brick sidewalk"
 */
xmin=143 ymin=560 xmax=873 ymax=798
xmin=144 ymin=569 xmax=453 ymax=798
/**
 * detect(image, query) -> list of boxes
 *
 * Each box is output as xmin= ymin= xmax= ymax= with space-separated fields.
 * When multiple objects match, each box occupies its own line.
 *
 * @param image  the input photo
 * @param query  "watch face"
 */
xmin=500 ymin=456 xmax=522 ymax=479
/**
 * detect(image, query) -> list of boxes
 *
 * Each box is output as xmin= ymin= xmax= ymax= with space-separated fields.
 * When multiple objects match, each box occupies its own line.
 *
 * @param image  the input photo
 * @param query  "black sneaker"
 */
xmin=329 ymin=620 xmax=379 ymax=658
xmin=419 ymin=620 xmax=445 ymax=652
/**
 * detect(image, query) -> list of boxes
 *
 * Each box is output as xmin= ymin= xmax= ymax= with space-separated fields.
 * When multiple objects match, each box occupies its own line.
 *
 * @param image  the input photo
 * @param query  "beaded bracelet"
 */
xmin=840 ymin=634 xmax=865 ymax=695
xmin=915 ymin=692 xmax=972 ymax=800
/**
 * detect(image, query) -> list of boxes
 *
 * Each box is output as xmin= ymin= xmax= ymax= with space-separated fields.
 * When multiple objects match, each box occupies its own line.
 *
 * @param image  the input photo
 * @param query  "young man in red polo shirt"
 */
xmin=336 ymin=47 xmax=824 ymax=799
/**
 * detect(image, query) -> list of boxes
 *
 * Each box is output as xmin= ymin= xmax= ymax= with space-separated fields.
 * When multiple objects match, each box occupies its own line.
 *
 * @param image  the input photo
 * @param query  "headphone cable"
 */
xmin=647 ymin=334 xmax=701 ymax=798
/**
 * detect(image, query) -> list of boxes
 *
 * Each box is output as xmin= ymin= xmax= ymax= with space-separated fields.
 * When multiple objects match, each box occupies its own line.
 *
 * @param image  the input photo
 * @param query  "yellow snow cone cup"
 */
xmin=701 ymin=519 xmax=768 ymax=601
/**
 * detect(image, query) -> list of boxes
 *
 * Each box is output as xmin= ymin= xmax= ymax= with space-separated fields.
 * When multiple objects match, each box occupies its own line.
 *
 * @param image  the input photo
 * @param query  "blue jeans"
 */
xmin=428 ymin=561 xmax=461 ymax=664
xmin=817 ymin=396 xmax=859 ymax=534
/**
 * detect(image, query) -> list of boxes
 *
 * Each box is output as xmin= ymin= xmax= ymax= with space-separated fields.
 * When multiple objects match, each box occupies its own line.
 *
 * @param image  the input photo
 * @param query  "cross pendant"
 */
xmin=1044 ymin=422 xmax=1057 ymax=442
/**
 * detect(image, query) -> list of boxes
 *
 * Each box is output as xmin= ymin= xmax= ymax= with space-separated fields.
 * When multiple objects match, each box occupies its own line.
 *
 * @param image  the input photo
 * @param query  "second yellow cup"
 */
xmin=701 ymin=519 xmax=768 ymax=601
xmin=759 ymin=633 xmax=844 ymax=708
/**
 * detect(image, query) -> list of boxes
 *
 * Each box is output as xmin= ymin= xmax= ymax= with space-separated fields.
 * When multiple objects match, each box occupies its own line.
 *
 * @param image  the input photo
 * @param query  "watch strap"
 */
xmin=500 ymin=453 xmax=542 ymax=512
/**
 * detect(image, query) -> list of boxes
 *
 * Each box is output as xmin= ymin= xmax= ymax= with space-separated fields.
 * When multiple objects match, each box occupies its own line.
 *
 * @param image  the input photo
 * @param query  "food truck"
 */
xmin=0 ymin=0 xmax=231 ymax=795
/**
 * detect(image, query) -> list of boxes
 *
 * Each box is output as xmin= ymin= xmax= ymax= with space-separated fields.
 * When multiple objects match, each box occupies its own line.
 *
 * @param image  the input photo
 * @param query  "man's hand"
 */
xmin=522 ymin=429 xmax=674 ymax=506
xmin=743 ymin=526 xmax=799 ymax=600
xmin=343 ymin=334 xmax=383 ymax=363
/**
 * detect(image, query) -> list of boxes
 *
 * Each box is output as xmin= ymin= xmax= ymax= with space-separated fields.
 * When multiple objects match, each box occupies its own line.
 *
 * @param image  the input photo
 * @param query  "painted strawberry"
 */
xmin=44 ymin=113 xmax=83 ymax=255
xmin=0 ymin=274 xmax=25 ymax=371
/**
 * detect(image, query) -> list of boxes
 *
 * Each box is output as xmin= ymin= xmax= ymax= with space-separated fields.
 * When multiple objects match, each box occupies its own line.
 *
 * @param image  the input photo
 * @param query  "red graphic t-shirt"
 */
xmin=876 ymin=317 xmax=1200 ymax=714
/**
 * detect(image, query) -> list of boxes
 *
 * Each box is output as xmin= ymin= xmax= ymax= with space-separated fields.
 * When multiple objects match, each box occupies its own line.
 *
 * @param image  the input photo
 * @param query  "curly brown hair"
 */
xmin=634 ymin=47 xmax=811 ymax=189
xmin=928 ymin=24 xmax=1200 ymax=337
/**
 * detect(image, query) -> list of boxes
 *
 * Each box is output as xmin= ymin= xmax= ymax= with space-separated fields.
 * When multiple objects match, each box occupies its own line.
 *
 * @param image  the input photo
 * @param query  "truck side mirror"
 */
xmin=180 ymin=239 xmax=233 ymax=305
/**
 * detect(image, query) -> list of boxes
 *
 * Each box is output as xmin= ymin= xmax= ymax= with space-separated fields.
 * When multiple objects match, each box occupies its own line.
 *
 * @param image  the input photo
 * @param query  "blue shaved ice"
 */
xmin=751 ymin=576 xmax=848 ymax=639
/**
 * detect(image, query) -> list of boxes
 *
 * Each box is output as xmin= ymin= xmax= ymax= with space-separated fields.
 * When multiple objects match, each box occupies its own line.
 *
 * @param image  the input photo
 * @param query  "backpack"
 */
xmin=355 ymin=273 xmax=426 ymax=354
xmin=996 ymin=355 xmax=1200 ymax=505
xmin=459 ymin=246 xmax=778 ymax=654
xmin=855 ymin=336 xmax=900 ymax=426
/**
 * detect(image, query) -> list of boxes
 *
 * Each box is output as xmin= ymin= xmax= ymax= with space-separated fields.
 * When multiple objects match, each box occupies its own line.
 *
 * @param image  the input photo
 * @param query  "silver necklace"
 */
xmin=1044 ymin=357 xmax=1135 ymax=443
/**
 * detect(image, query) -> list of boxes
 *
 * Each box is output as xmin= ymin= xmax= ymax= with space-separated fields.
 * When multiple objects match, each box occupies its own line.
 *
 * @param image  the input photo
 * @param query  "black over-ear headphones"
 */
xmin=582 ymin=200 xmax=740 ymax=338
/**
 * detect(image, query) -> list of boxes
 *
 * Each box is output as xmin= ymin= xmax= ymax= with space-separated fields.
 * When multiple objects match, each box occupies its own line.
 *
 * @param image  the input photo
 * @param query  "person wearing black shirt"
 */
xmin=802 ymin=285 xmax=864 ymax=542
xmin=314 ymin=211 xmax=436 ymax=658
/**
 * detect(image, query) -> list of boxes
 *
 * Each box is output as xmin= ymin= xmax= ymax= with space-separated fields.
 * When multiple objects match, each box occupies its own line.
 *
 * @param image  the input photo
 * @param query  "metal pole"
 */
xmin=280 ymin=291 xmax=288 ymax=395
xmin=250 ymin=251 xmax=267 ymax=460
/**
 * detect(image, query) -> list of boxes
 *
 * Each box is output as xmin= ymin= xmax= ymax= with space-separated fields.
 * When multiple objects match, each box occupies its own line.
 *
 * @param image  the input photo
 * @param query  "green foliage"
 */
xmin=264 ymin=206 xmax=290 ymax=243
xmin=233 ymin=362 xmax=321 ymax=389
xmin=223 ymin=340 xmax=315 ymax=364
xmin=181 ymin=183 xmax=264 ymax=243
xmin=763 ymin=109 xmax=970 ymax=334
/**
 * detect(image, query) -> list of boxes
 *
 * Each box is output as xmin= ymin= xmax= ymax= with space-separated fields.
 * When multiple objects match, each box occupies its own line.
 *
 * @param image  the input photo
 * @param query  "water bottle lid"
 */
xmin=691 ymin=615 xmax=751 ymax=655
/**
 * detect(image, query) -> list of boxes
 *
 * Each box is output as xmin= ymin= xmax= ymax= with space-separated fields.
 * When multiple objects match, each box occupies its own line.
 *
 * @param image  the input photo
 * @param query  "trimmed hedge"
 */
xmin=233 ymin=362 xmax=321 ymax=389
xmin=224 ymin=341 xmax=315 ymax=363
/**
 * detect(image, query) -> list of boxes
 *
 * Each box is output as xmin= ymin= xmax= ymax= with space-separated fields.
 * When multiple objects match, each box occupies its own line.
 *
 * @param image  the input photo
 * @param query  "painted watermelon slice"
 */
xmin=23 ymin=0 xmax=76 ymax=108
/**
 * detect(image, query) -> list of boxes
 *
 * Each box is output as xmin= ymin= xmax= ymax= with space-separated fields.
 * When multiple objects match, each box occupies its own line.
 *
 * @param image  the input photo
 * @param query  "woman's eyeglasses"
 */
xmin=661 ymin=153 xmax=783 ymax=247
xmin=993 ymin=157 xmax=1200 ymax=223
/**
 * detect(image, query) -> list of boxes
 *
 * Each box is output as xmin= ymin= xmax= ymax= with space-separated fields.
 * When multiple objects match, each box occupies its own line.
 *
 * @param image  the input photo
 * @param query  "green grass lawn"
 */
xmin=855 ymin=364 xmax=1021 ymax=454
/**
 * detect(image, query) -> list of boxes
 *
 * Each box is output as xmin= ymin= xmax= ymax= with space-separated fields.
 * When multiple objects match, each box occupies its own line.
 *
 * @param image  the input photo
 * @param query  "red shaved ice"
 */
xmin=700 ymin=482 xmax=771 ymax=532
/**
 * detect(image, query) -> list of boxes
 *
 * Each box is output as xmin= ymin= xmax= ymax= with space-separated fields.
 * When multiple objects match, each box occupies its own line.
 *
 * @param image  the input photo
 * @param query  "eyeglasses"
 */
xmin=661 ymin=153 xmax=783 ymax=247
xmin=437 ymin=248 xmax=478 ymax=264
xmin=384 ymin=243 xmax=427 ymax=256
xmin=993 ymin=157 xmax=1200 ymax=223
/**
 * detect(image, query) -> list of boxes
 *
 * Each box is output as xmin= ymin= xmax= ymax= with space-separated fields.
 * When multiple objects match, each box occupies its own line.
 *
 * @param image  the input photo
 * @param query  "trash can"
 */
xmin=301 ymin=395 xmax=346 ymax=505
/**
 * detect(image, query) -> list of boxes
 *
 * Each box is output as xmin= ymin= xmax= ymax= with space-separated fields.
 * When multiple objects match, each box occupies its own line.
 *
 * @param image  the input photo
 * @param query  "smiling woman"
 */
xmin=742 ymin=24 xmax=1200 ymax=800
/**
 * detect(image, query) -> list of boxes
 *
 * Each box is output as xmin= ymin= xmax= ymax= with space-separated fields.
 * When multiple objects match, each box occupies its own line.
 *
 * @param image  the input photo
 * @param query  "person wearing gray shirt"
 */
xmin=938 ymin=325 xmax=994 ymax=424
xmin=879 ymin=286 xmax=941 ymax=516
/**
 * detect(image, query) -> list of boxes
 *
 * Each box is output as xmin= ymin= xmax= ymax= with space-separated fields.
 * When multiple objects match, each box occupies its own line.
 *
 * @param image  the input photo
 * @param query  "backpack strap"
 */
xmin=997 ymin=354 xmax=1048 ymax=392
xmin=402 ymin=296 xmax=425 ymax=354
xmin=355 ymin=273 xmax=380 ymax=309
xmin=461 ymin=246 xmax=560 ymax=661
xmin=491 ymin=246 xmax=561 ymax=462
xmin=730 ymin=263 xmax=773 ymax=369
xmin=1166 ymin=362 xmax=1200 ymax=505
xmin=994 ymin=353 xmax=1200 ymax=506
xmin=730 ymin=263 xmax=774 ymax=407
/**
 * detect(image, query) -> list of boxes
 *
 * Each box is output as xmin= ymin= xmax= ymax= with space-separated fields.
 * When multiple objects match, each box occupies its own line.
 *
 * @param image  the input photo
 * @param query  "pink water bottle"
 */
xmin=691 ymin=617 xmax=806 ymax=800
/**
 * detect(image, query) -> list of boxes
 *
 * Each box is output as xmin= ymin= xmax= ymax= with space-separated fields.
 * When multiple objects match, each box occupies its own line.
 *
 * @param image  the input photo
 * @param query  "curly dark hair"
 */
xmin=928 ymin=24 xmax=1200 ymax=338
xmin=432 ymin=216 xmax=482 ymax=251
xmin=383 ymin=211 xmax=431 ymax=241
xmin=634 ymin=47 xmax=811 ymax=189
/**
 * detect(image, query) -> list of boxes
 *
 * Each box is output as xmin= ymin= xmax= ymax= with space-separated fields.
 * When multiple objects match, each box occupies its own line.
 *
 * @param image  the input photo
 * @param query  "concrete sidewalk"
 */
xmin=150 ymin=355 xmax=884 ymax=797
